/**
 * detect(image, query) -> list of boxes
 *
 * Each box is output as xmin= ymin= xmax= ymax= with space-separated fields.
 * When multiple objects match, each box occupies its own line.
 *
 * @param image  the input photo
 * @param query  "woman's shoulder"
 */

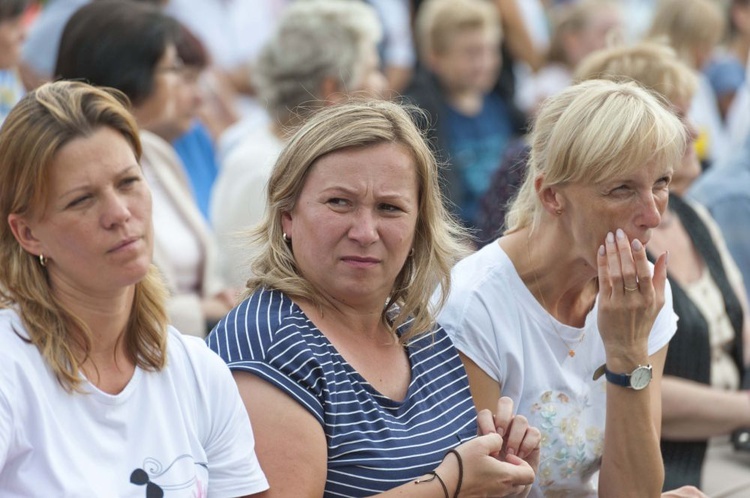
xmin=206 ymin=288 xmax=311 ymax=363
xmin=447 ymin=242 xmax=522 ymax=305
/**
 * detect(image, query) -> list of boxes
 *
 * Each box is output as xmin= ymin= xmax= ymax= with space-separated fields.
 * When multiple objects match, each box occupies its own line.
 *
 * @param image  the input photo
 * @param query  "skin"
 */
xmin=465 ymin=157 xmax=676 ymax=497
xmin=428 ymin=27 xmax=502 ymax=116
xmin=237 ymin=142 xmax=540 ymax=497
xmin=8 ymin=127 xmax=152 ymax=394
xmin=0 ymin=14 xmax=26 ymax=70
xmin=132 ymin=43 xmax=182 ymax=136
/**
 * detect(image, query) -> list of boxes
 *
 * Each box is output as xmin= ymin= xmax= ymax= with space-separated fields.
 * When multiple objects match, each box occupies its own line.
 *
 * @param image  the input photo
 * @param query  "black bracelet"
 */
xmin=414 ymin=471 xmax=449 ymax=498
xmin=446 ymin=449 xmax=463 ymax=498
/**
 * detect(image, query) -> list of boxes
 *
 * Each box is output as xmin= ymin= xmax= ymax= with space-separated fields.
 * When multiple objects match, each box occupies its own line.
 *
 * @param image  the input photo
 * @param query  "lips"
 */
xmin=108 ymin=236 xmax=141 ymax=253
xmin=341 ymin=256 xmax=381 ymax=268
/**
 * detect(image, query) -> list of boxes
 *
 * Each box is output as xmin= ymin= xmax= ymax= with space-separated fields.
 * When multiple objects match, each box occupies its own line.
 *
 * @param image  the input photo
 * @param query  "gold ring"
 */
xmin=624 ymin=285 xmax=639 ymax=292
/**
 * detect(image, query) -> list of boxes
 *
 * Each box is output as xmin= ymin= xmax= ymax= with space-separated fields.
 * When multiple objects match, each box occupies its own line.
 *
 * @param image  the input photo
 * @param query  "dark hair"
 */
xmin=176 ymin=24 xmax=208 ymax=68
xmin=55 ymin=0 xmax=180 ymax=106
xmin=0 ymin=0 xmax=29 ymax=21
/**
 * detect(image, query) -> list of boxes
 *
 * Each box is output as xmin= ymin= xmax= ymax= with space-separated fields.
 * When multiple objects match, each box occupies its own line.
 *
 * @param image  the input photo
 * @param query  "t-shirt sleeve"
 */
xmin=438 ymin=286 xmax=509 ymax=387
xmin=197 ymin=344 xmax=269 ymax=496
xmin=206 ymin=289 xmax=326 ymax=425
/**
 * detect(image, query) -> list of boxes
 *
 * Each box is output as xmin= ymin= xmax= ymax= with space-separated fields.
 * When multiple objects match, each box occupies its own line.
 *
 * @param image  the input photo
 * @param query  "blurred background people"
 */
xmin=211 ymin=0 xmax=387 ymax=288
xmin=0 ymin=0 xmax=28 ymax=124
xmin=406 ymin=0 xmax=522 ymax=230
xmin=0 ymin=80 xmax=267 ymax=496
xmin=55 ymin=0 xmax=237 ymax=336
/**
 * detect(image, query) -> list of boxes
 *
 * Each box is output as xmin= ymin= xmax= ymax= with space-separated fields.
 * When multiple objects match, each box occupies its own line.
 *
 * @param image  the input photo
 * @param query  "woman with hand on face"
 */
xmin=0 ymin=81 xmax=267 ymax=496
xmin=207 ymin=99 xmax=541 ymax=497
xmin=438 ymin=79 xmax=687 ymax=497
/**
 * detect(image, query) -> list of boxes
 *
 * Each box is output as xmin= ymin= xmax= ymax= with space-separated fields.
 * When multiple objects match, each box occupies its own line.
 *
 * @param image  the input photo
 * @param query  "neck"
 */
xmin=504 ymin=225 xmax=598 ymax=326
xmin=297 ymin=295 xmax=389 ymax=342
xmin=445 ymin=89 xmax=484 ymax=116
xmin=49 ymin=277 xmax=135 ymax=363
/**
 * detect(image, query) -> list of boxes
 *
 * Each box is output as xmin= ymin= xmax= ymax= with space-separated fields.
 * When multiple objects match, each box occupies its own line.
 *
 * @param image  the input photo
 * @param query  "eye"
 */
xmin=654 ymin=176 xmax=671 ymax=189
xmin=66 ymin=194 xmax=92 ymax=209
xmin=379 ymin=203 xmax=399 ymax=211
xmin=326 ymin=198 xmax=350 ymax=208
xmin=119 ymin=176 xmax=141 ymax=189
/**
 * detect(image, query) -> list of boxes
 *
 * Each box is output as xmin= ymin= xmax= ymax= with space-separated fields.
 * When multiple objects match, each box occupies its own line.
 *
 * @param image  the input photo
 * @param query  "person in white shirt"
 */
xmin=0 ymin=80 xmax=268 ymax=496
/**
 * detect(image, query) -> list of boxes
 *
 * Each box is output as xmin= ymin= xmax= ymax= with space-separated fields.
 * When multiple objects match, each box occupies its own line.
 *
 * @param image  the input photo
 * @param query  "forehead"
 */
xmin=304 ymin=142 xmax=418 ymax=187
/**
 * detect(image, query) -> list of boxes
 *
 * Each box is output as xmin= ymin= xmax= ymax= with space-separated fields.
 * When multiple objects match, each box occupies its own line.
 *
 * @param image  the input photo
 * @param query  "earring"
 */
xmin=555 ymin=209 xmax=563 ymax=216
xmin=409 ymin=248 xmax=415 ymax=257
xmin=282 ymin=232 xmax=289 ymax=242
xmin=39 ymin=253 xmax=47 ymax=267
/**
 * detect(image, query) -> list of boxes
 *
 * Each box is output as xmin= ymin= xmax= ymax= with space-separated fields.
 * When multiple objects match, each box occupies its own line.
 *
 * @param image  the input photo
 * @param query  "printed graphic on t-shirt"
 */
xmin=129 ymin=455 xmax=208 ymax=497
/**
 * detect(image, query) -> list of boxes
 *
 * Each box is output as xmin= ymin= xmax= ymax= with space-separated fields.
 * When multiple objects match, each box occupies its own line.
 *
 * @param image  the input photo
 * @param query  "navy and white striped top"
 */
xmin=207 ymin=288 xmax=477 ymax=497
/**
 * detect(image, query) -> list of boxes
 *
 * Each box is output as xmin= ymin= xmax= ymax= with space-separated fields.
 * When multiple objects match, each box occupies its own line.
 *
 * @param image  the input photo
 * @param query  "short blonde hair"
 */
xmin=647 ymin=0 xmax=725 ymax=66
xmin=574 ymin=40 xmax=698 ymax=106
xmin=0 ymin=81 xmax=168 ymax=391
xmin=415 ymin=0 xmax=501 ymax=61
xmin=505 ymin=79 xmax=687 ymax=234
xmin=247 ymin=99 xmax=469 ymax=342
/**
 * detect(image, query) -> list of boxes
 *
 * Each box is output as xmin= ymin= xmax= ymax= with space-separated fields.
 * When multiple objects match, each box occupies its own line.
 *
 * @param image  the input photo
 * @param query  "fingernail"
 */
xmin=631 ymin=238 xmax=642 ymax=252
xmin=498 ymin=428 xmax=505 ymax=437
xmin=507 ymin=447 xmax=516 ymax=456
xmin=598 ymin=244 xmax=605 ymax=256
xmin=616 ymin=228 xmax=625 ymax=240
xmin=606 ymin=232 xmax=614 ymax=244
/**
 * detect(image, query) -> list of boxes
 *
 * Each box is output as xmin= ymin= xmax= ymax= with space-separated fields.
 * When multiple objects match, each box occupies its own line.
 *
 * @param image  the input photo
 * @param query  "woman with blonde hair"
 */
xmin=439 ymin=79 xmax=687 ymax=496
xmin=208 ymin=98 xmax=541 ymax=497
xmin=0 ymin=80 xmax=267 ymax=495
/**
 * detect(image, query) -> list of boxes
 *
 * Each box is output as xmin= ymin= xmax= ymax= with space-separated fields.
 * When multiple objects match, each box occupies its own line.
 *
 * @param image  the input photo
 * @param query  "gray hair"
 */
xmin=254 ymin=0 xmax=382 ymax=121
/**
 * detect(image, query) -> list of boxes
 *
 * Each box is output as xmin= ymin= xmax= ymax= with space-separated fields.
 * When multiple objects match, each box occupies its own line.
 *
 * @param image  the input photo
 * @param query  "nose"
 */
xmin=348 ymin=208 xmax=379 ymax=245
xmin=101 ymin=191 xmax=131 ymax=228
xmin=638 ymin=191 xmax=663 ymax=230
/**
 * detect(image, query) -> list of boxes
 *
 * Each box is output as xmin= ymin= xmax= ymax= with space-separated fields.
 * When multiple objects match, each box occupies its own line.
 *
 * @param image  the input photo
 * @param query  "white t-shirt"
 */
xmin=0 ymin=309 xmax=268 ymax=497
xmin=437 ymin=242 xmax=677 ymax=497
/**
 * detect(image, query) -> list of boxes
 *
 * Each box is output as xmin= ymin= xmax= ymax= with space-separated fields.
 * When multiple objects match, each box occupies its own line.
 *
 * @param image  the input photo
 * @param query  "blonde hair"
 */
xmin=247 ymin=99 xmax=469 ymax=342
xmin=415 ymin=0 xmax=501 ymax=61
xmin=574 ymin=40 xmax=698 ymax=106
xmin=0 ymin=81 xmax=169 ymax=391
xmin=505 ymin=79 xmax=687 ymax=234
xmin=647 ymin=0 xmax=725 ymax=67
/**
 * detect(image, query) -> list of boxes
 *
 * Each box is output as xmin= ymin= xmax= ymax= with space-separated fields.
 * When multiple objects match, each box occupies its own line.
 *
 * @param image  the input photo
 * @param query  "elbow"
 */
xmin=599 ymin=466 xmax=664 ymax=498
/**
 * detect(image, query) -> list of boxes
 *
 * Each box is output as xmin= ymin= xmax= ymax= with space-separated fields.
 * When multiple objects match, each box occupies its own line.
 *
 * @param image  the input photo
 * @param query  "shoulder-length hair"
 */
xmin=0 ymin=81 xmax=169 ymax=392
xmin=247 ymin=99 xmax=470 ymax=342
xmin=505 ymin=79 xmax=687 ymax=234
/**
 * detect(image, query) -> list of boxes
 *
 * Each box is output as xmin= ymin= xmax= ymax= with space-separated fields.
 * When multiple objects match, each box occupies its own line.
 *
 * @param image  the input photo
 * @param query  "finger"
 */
xmin=597 ymin=243 xmax=612 ymax=298
xmin=476 ymin=408 xmax=497 ymax=436
xmin=497 ymin=458 xmax=536 ymax=486
xmin=615 ymin=229 xmax=638 ymax=292
xmin=494 ymin=397 xmax=514 ymax=437
xmin=631 ymin=238 xmax=653 ymax=296
xmin=517 ymin=426 xmax=541 ymax=460
xmin=604 ymin=231 xmax=624 ymax=292
xmin=503 ymin=415 xmax=530 ymax=457
xmin=652 ymin=251 xmax=668 ymax=304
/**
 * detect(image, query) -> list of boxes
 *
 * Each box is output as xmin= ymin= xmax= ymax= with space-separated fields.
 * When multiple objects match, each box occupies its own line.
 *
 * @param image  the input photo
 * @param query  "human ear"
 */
xmin=535 ymin=175 xmax=564 ymax=216
xmin=7 ymin=213 xmax=43 ymax=256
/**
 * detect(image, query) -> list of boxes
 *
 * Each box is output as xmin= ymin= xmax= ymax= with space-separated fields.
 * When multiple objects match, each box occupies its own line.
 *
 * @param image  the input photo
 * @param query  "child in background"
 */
xmin=406 ymin=0 xmax=521 ymax=230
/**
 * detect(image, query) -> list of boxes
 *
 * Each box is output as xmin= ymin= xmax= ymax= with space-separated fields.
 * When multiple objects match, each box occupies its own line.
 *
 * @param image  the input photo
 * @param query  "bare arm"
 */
xmin=596 ymin=231 xmax=669 ymax=497
xmin=233 ymin=371 xmax=535 ymax=498
xmin=493 ymin=0 xmax=544 ymax=71
xmin=662 ymin=376 xmax=750 ymax=439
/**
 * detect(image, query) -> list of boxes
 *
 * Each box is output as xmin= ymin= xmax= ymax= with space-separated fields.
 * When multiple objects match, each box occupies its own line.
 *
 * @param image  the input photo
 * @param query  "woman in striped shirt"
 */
xmin=208 ymin=98 xmax=541 ymax=497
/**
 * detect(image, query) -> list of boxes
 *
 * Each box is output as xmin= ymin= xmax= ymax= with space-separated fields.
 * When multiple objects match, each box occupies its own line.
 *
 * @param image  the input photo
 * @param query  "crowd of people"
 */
xmin=1 ymin=0 xmax=750 ymax=496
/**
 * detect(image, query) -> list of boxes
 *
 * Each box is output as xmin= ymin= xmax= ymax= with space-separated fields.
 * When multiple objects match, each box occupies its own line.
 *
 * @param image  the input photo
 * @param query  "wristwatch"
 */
xmin=603 ymin=364 xmax=653 ymax=390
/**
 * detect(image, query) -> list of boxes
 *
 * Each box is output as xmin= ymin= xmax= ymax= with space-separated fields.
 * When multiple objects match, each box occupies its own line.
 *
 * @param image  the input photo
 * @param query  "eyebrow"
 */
xmin=58 ymin=164 xmax=140 ymax=199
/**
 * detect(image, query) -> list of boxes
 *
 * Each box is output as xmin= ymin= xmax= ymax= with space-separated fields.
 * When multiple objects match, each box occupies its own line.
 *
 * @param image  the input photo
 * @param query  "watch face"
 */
xmin=630 ymin=366 xmax=652 ymax=390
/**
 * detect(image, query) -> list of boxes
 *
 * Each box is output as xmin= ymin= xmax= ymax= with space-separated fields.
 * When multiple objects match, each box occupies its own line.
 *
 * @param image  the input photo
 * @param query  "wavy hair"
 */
xmin=0 ymin=81 xmax=168 ymax=392
xmin=505 ymin=79 xmax=687 ymax=234
xmin=247 ymin=99 xmax=470 ymax=342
